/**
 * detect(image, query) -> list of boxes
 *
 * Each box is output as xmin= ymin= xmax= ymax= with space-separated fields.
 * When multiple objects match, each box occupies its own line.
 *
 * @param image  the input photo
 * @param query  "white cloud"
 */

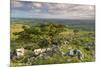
xmin=47 ymin=3 xmax=95 ymax=17
xmin=11 ymin=1 xmax=95 ymax=19
xmin=11 ymin=0 xmax=23 ymax=8
xmin=32 ymin=3 xmax=42 ymax=8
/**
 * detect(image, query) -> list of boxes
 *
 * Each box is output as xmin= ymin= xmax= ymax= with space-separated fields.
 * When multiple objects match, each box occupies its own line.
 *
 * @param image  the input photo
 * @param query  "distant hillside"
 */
xmin=11 ymin=18 xmax=95 ymax=31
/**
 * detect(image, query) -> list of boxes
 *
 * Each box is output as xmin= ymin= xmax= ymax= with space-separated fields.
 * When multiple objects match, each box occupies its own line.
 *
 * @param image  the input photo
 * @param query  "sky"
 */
xmin=11 ymin=0 xmax=95 ymax=19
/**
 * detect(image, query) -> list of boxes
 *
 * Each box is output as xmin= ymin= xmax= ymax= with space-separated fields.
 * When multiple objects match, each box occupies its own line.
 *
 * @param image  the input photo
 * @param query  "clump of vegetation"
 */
xmin=10 ymin=21 xmax=95 ymax=66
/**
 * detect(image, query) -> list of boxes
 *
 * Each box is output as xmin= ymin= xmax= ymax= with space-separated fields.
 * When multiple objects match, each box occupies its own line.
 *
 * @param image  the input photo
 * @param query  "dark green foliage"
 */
xmin=73 ymin=29 xmax=79 ymax=35
xmin=38 ymin=39 xmax=49 ymax=48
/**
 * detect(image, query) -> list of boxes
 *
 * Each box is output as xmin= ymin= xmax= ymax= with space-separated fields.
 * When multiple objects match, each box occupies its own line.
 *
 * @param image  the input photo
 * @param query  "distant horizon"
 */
xmin=10 ymin=17 xmax=95 ymax=20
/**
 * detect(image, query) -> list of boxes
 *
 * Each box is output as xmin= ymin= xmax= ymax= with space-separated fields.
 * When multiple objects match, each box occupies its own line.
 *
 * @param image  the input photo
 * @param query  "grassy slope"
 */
xmin=10 ymin=21 xmax=95 ymax=65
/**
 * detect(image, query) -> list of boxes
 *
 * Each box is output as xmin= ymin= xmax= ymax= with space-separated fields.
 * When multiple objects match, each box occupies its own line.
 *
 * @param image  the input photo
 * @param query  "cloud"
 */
xmin=47 ymin=3 xmax=95 ymax=16
xmin=11 ymin=1 xmax=95 ymax=19
xmin=32 ymin=3 xmax=42 ymax=8
xmin=11 ymin=0 xmax=23 ymax=8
